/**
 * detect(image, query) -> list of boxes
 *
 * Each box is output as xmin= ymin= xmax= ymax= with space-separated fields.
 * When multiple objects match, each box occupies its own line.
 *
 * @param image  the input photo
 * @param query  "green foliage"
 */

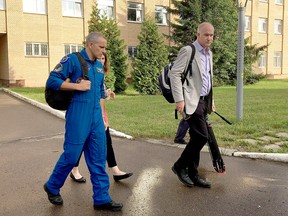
xmin=167 ymin=0 xmax=238 ymax=85
xmin=131 ymin=16 xmax=169 ymax=95
xmin=9 ymin=80 xmax=288 ymax=153
xmin=107 ymin=80 xmax=287 ymax=153
xmin=167 ymin=0 xmax=266 ymax=86
xmin=167 ymin=0 xmax=201 ymax=48
xmin=104 ymin=69 xmax=116 ymax=91
xmin=205 ymin=0 xmax=238 ymax=86
xmin=243 ymin=38 xmax=269 ymax=84
xmin=88 ymin=3 xmax=128 ymax=93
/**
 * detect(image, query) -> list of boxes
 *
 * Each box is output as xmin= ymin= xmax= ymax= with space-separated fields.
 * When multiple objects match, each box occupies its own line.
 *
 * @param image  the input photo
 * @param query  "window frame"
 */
xmin=275 ymin=0 xmax=283 ymax=5
xmin=258 ymin=51 xmax=267 ymax=68
xmin=244 ymin=16 xmax=251 ymax=32
xmin=0 ymin=0 xmax=5 ymax=10
xmin=64 ymin=44 xmax=83 ymax=55
xmin=274 ymin=19 xmax=282 ymax=34
xmin=62 ymin=0 xmax=83 ymax=18
xmin=97 ymin=0 xmax=114 ymax=19
xmin=127 ymin=2 xmax=143 ymax=23
xmin=155 ymin=6 xmax=168 ymax=26
xmin=128 ymin=46 xmax=138 ymax=59
xmin=258 ymin=17 xmax=268 ymax=33
xmin=273 ymin=51 xmax=282 ymax=67
xmin=25 ymin=42 xmax=49 ymax=57
xmin=23 ymin=0 xmax=46 ymax=15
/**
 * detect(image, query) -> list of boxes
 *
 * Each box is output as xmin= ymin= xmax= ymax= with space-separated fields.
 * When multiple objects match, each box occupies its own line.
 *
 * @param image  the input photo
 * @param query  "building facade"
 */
xmin=245 ymin=0 xmax=288 ymax=79
xmin=0 ymin=0 xmax=287 ymax=87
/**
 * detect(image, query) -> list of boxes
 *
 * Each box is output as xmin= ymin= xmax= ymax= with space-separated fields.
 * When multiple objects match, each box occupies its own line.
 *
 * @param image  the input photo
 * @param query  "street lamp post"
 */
xmin=236 ymin=0 xmax=248 ymax=121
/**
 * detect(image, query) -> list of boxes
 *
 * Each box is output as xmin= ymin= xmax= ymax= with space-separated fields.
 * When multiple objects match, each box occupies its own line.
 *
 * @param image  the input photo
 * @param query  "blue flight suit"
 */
xmin=45 ymin=49 xmax=111 ymax=205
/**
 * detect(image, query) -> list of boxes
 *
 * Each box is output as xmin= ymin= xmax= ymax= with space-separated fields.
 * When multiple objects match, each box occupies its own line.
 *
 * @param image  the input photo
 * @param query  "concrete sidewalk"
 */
xmin=1 ymin=89 xmax=288 ymax=216
xmin=2 ymin=88 xmax=287 ymax=164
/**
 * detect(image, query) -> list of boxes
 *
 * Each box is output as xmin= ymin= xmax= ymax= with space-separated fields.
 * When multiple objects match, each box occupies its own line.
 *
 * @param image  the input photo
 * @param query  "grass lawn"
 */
xmin=8 ymin=79 xmax=288 ymax=153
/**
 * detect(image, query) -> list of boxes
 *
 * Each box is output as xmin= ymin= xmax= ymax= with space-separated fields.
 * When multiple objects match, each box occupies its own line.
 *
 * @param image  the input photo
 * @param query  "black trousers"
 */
xmin=75 ymin=127 xmax=117 ymax=168
xmin=175 ymin=99 xmax=208 ymax=176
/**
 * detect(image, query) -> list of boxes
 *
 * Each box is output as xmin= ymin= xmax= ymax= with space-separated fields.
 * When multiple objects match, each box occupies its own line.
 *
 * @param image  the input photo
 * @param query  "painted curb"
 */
xmin=2 ymin=88 xmax=133 ymax=140
xmin=232 ymin=152 xmax=288 ymax=163
xmin=1 ymin=88 xmax=287 ymax=163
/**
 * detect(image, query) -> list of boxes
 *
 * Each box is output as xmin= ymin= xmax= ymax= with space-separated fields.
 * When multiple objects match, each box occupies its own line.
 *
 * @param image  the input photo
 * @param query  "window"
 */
xmin=258 ymin=52 xmax=267 ymax=68
xmin=25 ymin=42 xmax=48 ymax=57
xmin=275 ymin=0 xmax=283 ymax=5
xmin=23 ymin=0 xmax=46 ymax=14
xmin=0 ymin=0 xmax=5 ymax=10
xmin=62 ymin=0 xmax=82 ymax=17
xmin=274 ymin=19 xmax=282 ymax=34
xmin=97 ymin=0 xmax=114 ymax=19
xmin=41 ymin=44 xmax=48 ymax=56
xmin=155 ymin=6 xmax=168 ymax=25
xmin=64 ymin=44 xmax=83 ymax=55
xmin=127 ymin=3 xmax=143 ymax=22
xmin=258 ymin=18 xmax=267 ymax=33
xmin=244 ymin=16 xmax=251 ymax=31
xmin=128 ymin=46 xmax=137 ymax=59
xmin=273 ymin=52 xmax=282 ymax=67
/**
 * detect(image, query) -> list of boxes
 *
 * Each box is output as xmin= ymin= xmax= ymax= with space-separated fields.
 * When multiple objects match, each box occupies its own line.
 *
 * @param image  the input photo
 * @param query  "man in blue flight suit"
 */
xmin=44 ymin=32 xmax=123 ymax=212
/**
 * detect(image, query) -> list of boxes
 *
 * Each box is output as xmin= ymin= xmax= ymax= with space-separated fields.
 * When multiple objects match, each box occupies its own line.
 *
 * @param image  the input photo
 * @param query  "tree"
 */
xmin=131 ymin=16 xmax=169 ymax=95
xmin=167 ymin=0 xmax=201 ymax=49
xmin=167 ymin=0 xmax=265 ymax=85
xmin=167 ymin=0 xmax=238 ymax=85
xmin=243 ymin=38 xmax=268 ymax=84
xmin=88 ymin=3 xmax=128 ymax=93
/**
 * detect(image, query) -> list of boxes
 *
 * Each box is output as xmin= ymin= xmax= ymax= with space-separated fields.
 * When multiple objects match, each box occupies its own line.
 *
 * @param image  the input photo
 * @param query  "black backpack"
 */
xmin=158 ymin=45 xmax=196 ymax=103
xmin=45 ymin=52 xmax=88 ymax=110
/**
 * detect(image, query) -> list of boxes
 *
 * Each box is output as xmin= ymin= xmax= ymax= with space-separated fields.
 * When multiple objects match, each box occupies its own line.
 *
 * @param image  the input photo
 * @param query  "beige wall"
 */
xmin=1 ymin=0 xmax=93 ymax=87
xmin=245 ymin=0 xmax=288 ymax=79
xmin=116 ymin=0 xmax=171 ymax=44
xmin=117 ymin=0 xmax=171 ymax=65
xmin=0 ymin=9 xmax=8 ymax=82
xmin=0 ymin=10 xmax=6 ymax=33
xmin=0 ymin=0 xmax=287 ymax=87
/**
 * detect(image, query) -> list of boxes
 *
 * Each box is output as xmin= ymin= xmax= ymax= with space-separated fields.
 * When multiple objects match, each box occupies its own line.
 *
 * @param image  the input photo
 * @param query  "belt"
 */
xmin=200 ymin=96 xmax=207 ymax=100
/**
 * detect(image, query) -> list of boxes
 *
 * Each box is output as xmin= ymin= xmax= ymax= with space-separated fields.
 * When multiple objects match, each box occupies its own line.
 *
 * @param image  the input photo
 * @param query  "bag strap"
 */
xmin=74 ymin=52 xmax=89 ymax=80
xmin=181 ymin=44 xmax=196 ymax=84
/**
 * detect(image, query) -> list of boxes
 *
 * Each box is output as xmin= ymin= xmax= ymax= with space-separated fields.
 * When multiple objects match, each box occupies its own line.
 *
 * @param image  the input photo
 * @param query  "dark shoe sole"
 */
xmin=70 ymin=173 xmax=86 ymax=183
xmin=171 ymin=166 xmax=193 ymax=187
xmin=94 ymin=201 xmax=123 ymax=212
xmin=174 ymin=139 xmax=188 ymax=144
xmin=190 ymin=176 xmax=211 ymax=188
xmin=113 ymin=173 xmax=133 ymax=181
xmin=94 ymin=206 xmax=123 ymax=212
xmin=43 ymin=184 xmax=63 ymax=206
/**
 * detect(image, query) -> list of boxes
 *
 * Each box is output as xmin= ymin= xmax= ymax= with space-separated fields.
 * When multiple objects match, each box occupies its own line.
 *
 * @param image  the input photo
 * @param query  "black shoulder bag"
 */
xmin=45 ymin=52 xmax=89 ymax=110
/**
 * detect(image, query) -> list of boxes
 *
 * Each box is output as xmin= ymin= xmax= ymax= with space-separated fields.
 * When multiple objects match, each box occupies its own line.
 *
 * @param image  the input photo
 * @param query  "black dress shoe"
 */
xmin=190 ymin=175 xmax=211 ymax=188
xmin=171 ymin=165 xmax=193 ymax=187
xmin=70 ymin=172 xmax=86 ymax=183
xmin=174 ymin=138 xmax=188 ymax=144
xmin=113 ymin=173 xmax=133 ymax=181
xmin=43 ymin=183 xmax=63 ymax=205
xmin=94 ymin=201 xmax=123 ymax=211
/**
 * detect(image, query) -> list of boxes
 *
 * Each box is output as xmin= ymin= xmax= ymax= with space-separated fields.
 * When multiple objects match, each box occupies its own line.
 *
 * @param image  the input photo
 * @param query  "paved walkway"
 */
xmin=2 ymin=88 xmax=288 ymax=163
xmin=1 ymin=89 xmax=288 ymax=216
